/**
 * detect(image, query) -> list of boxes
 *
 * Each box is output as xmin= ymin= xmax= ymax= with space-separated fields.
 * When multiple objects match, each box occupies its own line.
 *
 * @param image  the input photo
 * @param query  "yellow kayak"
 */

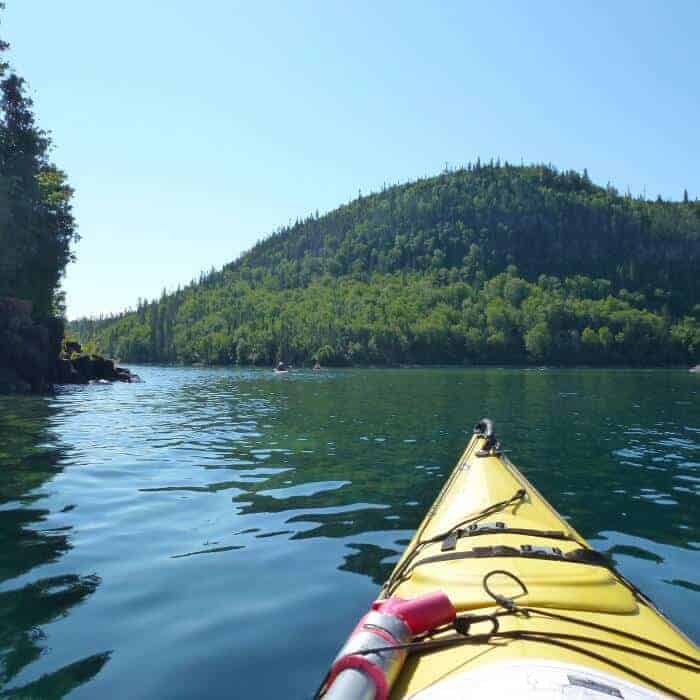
xmin=318 ymin=419 xmax=700 ymax=700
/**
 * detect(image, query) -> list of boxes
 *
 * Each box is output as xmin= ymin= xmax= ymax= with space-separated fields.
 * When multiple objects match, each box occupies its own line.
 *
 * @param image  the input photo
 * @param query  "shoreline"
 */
xmin=111 ymin=361 xmax=698 ymax=371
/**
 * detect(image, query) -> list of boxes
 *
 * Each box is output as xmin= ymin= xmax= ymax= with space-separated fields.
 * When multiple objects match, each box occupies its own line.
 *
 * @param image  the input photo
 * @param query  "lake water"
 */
xmin=0 ymin=367 xmax=699 ymax=698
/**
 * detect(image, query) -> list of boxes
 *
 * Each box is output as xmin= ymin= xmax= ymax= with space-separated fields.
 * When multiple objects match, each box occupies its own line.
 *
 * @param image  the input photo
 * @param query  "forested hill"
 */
xmin=71 ymin=164 xmax=700 ymax=366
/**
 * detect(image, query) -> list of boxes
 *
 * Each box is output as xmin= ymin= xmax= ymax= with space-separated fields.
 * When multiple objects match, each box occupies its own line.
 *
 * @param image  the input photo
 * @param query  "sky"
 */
xmin=4 ymin=1 xmax=699 ymax=319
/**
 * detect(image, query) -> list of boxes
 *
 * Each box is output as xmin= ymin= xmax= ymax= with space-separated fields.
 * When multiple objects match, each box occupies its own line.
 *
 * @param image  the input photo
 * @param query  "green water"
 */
xmin=0 ymin=367 xmax=698 ymax=698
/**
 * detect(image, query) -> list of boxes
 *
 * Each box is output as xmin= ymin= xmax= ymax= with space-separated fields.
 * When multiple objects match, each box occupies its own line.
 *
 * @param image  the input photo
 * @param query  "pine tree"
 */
xmin=0 ymin=72 xmax=46 ymax=307
xmin=0 ymin=6 xmax=77 ymax=315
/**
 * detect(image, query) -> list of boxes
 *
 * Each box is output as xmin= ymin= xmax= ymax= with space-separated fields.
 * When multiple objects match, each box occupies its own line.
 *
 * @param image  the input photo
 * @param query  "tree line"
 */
xmin=72 ymin=239 xmax=700 ymax=368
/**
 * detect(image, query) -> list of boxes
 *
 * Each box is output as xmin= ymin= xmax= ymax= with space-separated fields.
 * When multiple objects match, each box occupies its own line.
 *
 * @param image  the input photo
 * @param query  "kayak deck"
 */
xmin=381 ymin=424 xmax=700 ymax=699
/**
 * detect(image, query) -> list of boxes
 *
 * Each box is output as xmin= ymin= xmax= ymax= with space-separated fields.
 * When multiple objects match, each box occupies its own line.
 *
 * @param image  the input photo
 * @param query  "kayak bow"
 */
xmin=318 ymin=418 xmax=700 ymax=699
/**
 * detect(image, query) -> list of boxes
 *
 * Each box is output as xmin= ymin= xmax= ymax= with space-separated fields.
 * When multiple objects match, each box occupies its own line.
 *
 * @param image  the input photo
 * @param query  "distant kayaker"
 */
xmin=276 ymin=361 xmax=288 ymax=372
xmin=313 ymin=361 xmax=321 ymax=371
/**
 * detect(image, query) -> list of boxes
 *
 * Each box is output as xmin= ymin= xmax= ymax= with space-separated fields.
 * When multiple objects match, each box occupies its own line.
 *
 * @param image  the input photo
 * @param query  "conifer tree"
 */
xmin=0 ymin=6 xmax=77 ymax=315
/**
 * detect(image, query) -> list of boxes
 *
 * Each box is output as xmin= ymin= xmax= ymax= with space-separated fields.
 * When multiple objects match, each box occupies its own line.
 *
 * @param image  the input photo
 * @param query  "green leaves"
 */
xmin=0 ymin=36 xmax=77 ymax=317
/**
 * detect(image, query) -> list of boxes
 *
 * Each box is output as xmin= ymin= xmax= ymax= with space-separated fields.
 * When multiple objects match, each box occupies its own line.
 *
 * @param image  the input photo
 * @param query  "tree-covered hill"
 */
xmin=71 ymin=164 xmax=700 ymax=366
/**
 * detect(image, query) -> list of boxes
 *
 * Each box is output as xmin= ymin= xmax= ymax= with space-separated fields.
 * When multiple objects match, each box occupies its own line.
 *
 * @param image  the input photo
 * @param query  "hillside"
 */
xmin=71 ymin=163 xmax=700 ymax=366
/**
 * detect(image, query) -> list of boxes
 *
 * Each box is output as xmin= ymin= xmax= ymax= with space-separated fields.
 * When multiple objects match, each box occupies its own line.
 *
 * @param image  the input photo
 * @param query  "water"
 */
xmin=0 ymin=367 xmax=698 ymax=698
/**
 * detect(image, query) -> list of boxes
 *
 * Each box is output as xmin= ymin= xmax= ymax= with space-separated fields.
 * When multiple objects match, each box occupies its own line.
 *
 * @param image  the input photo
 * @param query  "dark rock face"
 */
xmin=59 ymin=343 xmax=137 ymax=386
xmin=0 ymin=297 xmax=137 ymax=394
xmin=55 ymin=358 xmax=86 ymax=384
xmin=66 ymin=351 xmax=135 ymax=383
xmin=0 ymin=297 xmax=53 ymax=393
xmin=64 ymin=340 xmax=82 ymax=355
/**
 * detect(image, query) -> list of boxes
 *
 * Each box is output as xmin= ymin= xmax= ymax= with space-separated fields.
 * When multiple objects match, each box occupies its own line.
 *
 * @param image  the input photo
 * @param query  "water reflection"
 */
xmin=2 ymin=652 xmax=111 ymax=699
xmin=0 ymin=508 xmax=71 ymax=580
xmin=339 ymin=543 xmax=398 ymax=585
xmin=287 ymin=504 xmax=392 ymax=540
xmin=0 ymin=574 xmax=102 ymax=686
xmin=0 ymin=397 xmax=108 ymax=696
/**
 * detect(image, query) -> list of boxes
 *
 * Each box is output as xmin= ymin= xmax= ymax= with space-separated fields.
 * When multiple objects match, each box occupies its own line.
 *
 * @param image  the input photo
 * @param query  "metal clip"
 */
xmin=467 ymin=521 xmax=505 ymax=535
xmin=441 ymin=531 xmax=459 ymax=552
xmin=521 ymin=544 xmax=563 ymax=558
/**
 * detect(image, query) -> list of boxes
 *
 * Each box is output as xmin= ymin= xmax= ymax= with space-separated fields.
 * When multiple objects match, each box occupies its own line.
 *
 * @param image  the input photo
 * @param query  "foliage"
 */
xmin=0 ymin=12 xmax=77 ymax=316
xmin=72 ymin=265 xmax=700 ymax=367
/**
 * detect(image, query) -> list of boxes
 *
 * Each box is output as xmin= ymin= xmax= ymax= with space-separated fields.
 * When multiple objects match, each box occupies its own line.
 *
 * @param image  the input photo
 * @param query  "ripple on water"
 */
xmin=258 ymin=480 xmax=350 ymax=499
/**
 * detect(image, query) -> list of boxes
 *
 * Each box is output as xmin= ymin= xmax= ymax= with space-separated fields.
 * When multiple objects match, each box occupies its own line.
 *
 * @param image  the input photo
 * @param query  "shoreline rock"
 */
xmin=0 ymin=297 xmax=137 ymax=394
xmin=59 ymin=342 xmax=139 ymax=385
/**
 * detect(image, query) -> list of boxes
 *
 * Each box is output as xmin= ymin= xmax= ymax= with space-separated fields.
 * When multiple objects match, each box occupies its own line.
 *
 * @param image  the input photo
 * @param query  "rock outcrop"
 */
xmin=58 ymin=342 xmax=138 ymax=384
xmin=0 ymin=297 xmax=137 ymax=394
xmin=0 ymin=297 xmax=58 ymax=393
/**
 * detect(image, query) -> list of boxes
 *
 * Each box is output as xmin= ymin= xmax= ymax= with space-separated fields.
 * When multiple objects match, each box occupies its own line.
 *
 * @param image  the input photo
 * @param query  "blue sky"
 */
xmin=4 ymin=1 xmax=699 ymax=319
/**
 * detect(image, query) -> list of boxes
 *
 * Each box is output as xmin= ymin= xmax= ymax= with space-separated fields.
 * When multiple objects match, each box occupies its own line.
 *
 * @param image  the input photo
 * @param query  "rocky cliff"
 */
xmin=0 ymin=297 xmax=136 ymax=394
